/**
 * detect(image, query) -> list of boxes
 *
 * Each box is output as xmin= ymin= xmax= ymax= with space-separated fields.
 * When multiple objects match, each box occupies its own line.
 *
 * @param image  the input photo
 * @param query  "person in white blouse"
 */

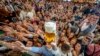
xmin=19 ymin=2 xmax=35 ymax=21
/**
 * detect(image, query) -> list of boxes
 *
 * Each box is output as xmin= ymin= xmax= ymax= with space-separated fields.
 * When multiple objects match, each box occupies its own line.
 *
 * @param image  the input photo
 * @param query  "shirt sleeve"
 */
xmin=29 ymin=47 xmax=42 ymax=54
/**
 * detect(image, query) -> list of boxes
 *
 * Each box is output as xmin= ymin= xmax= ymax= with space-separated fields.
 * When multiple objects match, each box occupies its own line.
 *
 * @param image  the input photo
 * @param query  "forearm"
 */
xmin=22 ymin=46 xmax=42 ymax=54
xmin=22 ymin=46 xmax=32 ymax=51
xmin=24 ymin=30 xmax=31 ymax=34
xmin=0 ymin=41 xmax=13 ymax=49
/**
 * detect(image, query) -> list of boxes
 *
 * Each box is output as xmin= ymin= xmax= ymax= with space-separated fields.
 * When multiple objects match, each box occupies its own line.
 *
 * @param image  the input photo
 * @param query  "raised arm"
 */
xmin=21 ymin=46 xmax=42 ymax=54
xmin=0 ymin=41 xmax=42 ymax=54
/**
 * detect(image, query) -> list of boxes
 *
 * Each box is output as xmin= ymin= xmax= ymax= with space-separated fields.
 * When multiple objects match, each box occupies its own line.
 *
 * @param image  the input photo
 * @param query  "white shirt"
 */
xmin=19 ymin=10 xmax=27 ymax=20
xmin=20 ymin=9 xmax=35 ymax=20
xmin=81 ymin=23 xmax=89 ymax=31
xmin=27 ymin=12 xmax=33 ymax=19
xmin=79 ymin=52 xmax=84 ymax=56
xmin=52 ymin=47 xmax=73 ymax=56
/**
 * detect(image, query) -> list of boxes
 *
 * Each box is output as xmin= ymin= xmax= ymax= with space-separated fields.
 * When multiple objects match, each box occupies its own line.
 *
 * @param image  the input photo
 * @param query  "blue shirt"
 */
xmin=30 ymin=46 xmax=54 ymax=56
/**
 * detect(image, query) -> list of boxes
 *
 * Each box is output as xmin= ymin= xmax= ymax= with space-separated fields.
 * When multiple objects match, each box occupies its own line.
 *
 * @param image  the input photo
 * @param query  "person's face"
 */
xmin=75 ymin=43 xmax=81 ymax=51
xmin=61 ymin=32 xmax=65 ymax=37
xmin=82 ymin=37 xmax=89 ymax=45
xmin=38 ymin=25 xmax=42 ymax=30
xmin=83 ymin=15 xmax=86 ymax=19
xmin=9 ymin=23 xmax=14 ymax=27
xmin=70 ymin=38 xmax=77 ymax=46
xmin=4 ymin=27 xmax=11 ymax=33
xmin=26 ymin=41 xmax=33 ymax=47
xmin=24 ymin=3 xmax=28 ymax=8
xmin=67 ymin=28 xmax=71 ymax=34
xmin=46 ymin=43 xmax=52 ymax=49
xmin=34 ymin=25 xmax=38 ymax=31
xmin=28 ymin=4 xmax=32 ymax=9
xmin=60 ymin=37 xmax=65 ymax=42
xmin=33 ymin=35 xmax=38 ymax=42
xmin=68 ymin=33 xmax=74 ymax=39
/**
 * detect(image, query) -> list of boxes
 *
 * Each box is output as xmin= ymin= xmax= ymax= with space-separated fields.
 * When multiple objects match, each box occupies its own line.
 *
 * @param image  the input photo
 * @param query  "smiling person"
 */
xmin=73 ymin=42 xmax=84 ymax=56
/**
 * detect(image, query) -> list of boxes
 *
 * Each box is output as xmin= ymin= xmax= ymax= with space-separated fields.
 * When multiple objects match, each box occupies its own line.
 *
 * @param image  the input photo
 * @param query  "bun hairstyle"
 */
xmin=61 ymin=43 xmax=70 ymax=53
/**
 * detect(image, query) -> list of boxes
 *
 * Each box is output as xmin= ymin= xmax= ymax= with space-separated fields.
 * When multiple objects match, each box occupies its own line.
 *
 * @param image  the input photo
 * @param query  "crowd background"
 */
xmin=0 ymin=0 xmax=100 ymax=56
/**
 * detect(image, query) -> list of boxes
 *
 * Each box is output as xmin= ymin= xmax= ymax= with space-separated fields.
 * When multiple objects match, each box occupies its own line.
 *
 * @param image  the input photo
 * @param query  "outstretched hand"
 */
xmin=0 ymin=41 xmax=27 ymax=52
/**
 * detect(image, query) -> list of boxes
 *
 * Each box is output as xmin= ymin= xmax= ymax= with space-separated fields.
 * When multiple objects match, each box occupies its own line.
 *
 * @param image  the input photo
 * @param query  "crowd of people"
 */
xmin=0 ymin=0 xmax=100 ymax=56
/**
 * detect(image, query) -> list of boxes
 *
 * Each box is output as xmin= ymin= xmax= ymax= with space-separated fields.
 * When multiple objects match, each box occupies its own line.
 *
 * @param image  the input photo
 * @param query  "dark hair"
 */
xmin=61 ymin=43 xmax=70 ymax=52
xmin=93 ymin=38 xmax=100 ymax=44
xmin=74 ymin=42 xmax=83 ymax=54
